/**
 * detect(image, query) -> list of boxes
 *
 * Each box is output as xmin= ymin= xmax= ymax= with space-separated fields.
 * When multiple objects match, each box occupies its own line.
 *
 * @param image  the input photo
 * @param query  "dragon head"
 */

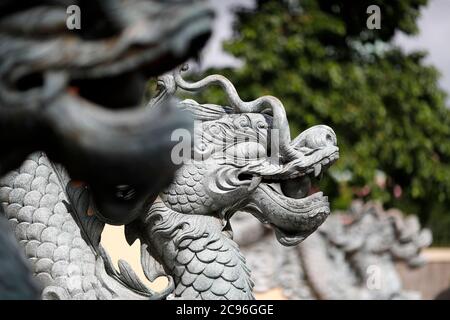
xmin=155 ymin=66 xmax=339 ymax=246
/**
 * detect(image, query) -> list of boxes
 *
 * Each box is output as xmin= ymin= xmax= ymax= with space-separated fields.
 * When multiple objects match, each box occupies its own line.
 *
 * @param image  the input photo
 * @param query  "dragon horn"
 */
xmin=172 ymin=64 xmax=302 ymax=161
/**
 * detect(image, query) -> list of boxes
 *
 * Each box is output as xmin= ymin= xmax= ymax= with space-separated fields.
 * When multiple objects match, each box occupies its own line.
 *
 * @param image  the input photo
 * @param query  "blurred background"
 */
xmin=198 ymin=0 xmax=450 ymax=241
xmin=104 ymin=0 xmax=450 ymax=299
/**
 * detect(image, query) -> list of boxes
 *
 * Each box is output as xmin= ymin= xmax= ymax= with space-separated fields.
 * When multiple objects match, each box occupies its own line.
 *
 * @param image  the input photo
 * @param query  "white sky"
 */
xmin=202 ymin=0 xmax=450 ymax=101
xmin=394 ymin=0 xmax=450 ymax=100
xmin=201 ymin=0 xmax=255 ymax=69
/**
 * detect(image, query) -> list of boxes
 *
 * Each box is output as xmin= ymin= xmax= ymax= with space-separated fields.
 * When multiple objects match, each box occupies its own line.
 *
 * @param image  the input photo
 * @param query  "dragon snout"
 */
xmin=291 ymin=125 xmax=338 ymax=151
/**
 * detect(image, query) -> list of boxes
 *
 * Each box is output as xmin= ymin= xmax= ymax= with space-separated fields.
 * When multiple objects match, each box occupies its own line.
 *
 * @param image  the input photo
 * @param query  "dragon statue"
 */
xmin=234 ymin=200 xmax=432 ymax=300
xmin=0 ymin=65 xmax=339 ymax=299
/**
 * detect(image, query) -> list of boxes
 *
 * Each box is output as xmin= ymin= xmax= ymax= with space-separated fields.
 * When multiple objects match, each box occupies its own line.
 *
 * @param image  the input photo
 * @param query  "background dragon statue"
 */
xmin=234 ymin=200 xmax=432 ymax=300
xmin=0 ymin=66 xmax=339 ymax=299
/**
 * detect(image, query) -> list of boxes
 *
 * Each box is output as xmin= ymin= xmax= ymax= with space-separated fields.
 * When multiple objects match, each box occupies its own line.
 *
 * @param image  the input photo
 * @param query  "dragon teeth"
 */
xmin=314 ymin=163 xmax=322 ymax=177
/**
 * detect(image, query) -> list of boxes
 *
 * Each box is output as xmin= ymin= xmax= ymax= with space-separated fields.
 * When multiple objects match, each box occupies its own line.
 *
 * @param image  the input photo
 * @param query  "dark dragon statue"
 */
xmin=0 ymin=64 xmax=339 ymax=299
xmin=0 ymin=0 xmax=214 ymax=299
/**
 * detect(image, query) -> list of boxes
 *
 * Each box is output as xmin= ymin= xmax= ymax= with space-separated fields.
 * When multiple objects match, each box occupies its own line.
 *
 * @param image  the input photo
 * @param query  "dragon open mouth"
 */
xmin=244 ymin=150 xmax=339 ymax=246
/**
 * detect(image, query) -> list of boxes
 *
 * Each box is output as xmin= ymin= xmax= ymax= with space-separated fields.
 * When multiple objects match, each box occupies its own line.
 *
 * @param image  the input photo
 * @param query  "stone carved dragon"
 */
xmin=0 ymin=66 xmax=339 ymax=299
xmin=234 ymin=201 xmax=432 ymax=300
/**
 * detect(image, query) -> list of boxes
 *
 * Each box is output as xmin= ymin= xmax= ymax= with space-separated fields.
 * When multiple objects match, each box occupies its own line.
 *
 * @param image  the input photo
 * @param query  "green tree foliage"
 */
xmin=195 ymin=0 xmax=450 ymax=243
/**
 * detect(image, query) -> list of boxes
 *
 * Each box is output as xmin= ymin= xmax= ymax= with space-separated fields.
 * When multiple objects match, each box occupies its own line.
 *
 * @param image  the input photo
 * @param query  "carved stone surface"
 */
xmin=0 ymin=66 xmax=339 ymax=299
xmin=235 ymin=201 xmax=432 ymax=300
xmin=0 ymin=153 xmax=174 ymax=299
